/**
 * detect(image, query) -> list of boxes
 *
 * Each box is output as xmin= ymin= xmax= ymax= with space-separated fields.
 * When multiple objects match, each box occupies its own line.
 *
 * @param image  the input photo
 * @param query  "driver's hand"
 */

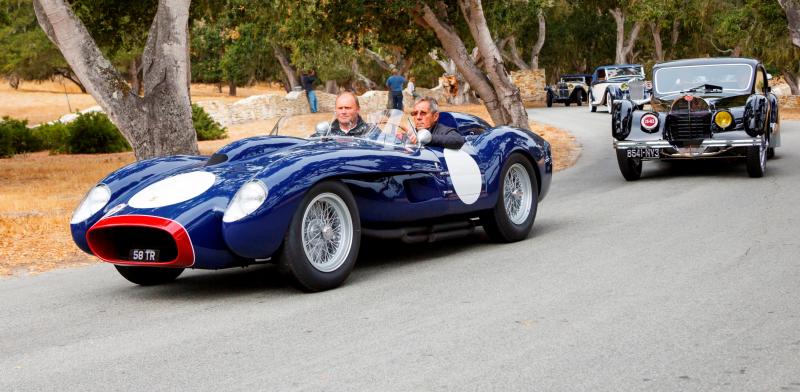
xmin=396 ymin=130 xmax=417 ymax=144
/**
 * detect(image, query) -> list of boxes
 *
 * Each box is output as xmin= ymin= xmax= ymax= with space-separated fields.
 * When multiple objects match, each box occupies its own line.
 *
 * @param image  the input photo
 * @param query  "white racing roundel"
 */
xmin=443 ymin=149 xmax=482 ymax=205
xmin=129 ymin=171 xmax=216 ymax=209
xmin=640 ymin=113 xmax=660 ymax=132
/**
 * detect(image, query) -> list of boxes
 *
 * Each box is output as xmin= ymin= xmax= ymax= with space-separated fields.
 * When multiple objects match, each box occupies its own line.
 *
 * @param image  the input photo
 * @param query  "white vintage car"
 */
xmin=589 ymin=64 xmax=650 ymax=113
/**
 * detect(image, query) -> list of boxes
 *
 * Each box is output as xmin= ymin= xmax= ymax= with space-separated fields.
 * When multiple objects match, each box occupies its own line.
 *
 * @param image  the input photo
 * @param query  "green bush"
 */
xmin=0 ymin=117 xmax=43 ymax=158
xmin=192 ymin=104 xmax=227 ymax=141
xmin=33 ymin=121 xmax=71 ymax=153
xmin=67 ymin=112 xmax=131 ymax=154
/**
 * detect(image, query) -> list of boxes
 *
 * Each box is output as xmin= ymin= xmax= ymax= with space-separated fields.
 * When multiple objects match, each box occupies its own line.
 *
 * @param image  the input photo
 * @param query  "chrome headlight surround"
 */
xmin=223 ymin=180 xmax=268 ymax=223
xmin=71 ymin=184 xmax=111 ymax=224
xmin=713 ymin=110 xmax=734 ymax=130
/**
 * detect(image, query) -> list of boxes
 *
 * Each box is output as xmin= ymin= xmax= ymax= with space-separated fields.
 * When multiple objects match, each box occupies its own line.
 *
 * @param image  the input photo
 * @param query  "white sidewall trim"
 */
xmin=444 ymin=149 xmax=482 ymax=205
xmin=129 ymin=171 xmax=216 ymax=209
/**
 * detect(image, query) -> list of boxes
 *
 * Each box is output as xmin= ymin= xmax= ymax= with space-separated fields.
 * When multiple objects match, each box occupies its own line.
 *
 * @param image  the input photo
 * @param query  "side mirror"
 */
xmin=314 ymin=121 xmax=330 ymax=136
xmin=417 ymin=129 xmax=432 ymax=145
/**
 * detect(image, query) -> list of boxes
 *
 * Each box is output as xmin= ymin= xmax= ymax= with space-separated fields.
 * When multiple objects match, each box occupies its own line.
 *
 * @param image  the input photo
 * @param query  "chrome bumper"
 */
xmin=614 ymin=137 xmax=763 ymax=158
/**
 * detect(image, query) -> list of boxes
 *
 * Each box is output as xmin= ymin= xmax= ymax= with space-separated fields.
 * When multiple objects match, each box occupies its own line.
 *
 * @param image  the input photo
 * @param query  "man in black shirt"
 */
xmin=409 ymin=97 xmax=465 ymax=149
xmin=329 ymin=92 xmax=369 ymax=136
xmin=301 ymin=70 xmax=318 ymax=113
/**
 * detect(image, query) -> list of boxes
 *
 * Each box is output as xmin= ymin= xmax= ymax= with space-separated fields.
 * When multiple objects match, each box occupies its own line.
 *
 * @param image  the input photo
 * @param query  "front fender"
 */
xmin=612 ymin=100 xmax=634 ymax=140
xmin=744 ymin=95 xmax=768 ymax=137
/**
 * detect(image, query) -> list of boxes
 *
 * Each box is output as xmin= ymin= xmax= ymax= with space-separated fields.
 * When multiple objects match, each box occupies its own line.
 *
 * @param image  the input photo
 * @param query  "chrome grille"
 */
xmin=628 ymin=80 xmax=645 ymax=100
xmin=667 ymin=111 xmax=712 ymax=141
xmin=557 ymin=83 xmax=569 ymax=98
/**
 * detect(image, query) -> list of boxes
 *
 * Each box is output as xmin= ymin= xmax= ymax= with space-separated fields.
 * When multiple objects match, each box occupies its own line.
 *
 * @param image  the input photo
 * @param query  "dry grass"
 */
xmin=0 ymin=85 xmax=579 ymax=277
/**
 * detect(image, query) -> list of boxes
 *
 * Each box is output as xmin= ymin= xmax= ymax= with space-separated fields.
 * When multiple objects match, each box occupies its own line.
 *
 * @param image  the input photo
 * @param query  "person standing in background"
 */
xmin=406 ymin=76 xmax=418 ymax=100
xmin=385 ymin=69 xmax=406 ymax=111
xmin=301 ymin=69 xmax=318 ymax=113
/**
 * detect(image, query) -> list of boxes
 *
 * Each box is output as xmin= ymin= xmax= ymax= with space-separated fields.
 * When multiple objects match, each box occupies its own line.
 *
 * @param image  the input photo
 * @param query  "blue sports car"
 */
xmin=70 ymin=109 xmax=552 ymax=291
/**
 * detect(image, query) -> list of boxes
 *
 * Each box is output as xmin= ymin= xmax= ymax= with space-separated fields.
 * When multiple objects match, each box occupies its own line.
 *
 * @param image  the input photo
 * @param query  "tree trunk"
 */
xmin=228 ymin=79 xmax=237 ymax=96
xmin=506 ymin=36 xmax=530 ymax=71
xmin=7 ymin=74 xmax=20 ymax=89
xmin=325 ymin=80 xmax=338 ymax=94
xmin=273 ymin=44 xmax=299 ymax=91
xmin=530 ymin=9 xmax=546 ymax=69
xmin=129 ymin=56 xmax=142 ymax=96
xmin=610 ymin=8 xmax=642 ymax=64
xmin=33 ymin=0 xmax=197 ymax=160
xmin=429 ymin=50 xmax=477 ymax=105
xmin=778 ymin=0 xmax=800 ymax=48
xmin=669 ymin=19 xmax=680 ymax=59
xmin=783 ymin=69 xmax=800 ymax=95
xmin=458 ymin=0 xmax=529 ymax=128
xmin=650 ymin=22 xmax=664 ymax=62
xmin=413 ymin=2 xmax=510 ymax=126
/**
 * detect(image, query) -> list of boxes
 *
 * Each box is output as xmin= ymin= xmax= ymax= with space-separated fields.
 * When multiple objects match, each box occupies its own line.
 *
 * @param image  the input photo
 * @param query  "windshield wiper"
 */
xmin=681 ymin=84 xmax=723 ymax=93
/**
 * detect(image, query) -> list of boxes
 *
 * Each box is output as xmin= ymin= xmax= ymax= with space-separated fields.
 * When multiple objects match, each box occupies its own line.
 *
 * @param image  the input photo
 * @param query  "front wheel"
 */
xmin=589 ymin=91 xmax=597 ymax=112
xmin=114 ymin=265 xmax=184 ymax=286
xmin=746 ymin=138 xmax=767 ymax=178
xmin=605 ymin=91 xmax=614 ymax=113
xmin=481 ymin=154 xmax=539 ymax=242
xmin=280 ymin=181 xmax=361 ymax=292
xmin=616 ymin=149 xmax=642 ymax=181
xmin=546 ymin=93 xmax=553 ymax=107
xmin=576 ymin=91 xmax=583 ymax=106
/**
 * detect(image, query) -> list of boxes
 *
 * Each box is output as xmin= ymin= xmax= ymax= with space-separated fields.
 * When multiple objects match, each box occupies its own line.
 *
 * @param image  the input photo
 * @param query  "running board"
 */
xmin=362 ymin=221 xmax=475 ymax=244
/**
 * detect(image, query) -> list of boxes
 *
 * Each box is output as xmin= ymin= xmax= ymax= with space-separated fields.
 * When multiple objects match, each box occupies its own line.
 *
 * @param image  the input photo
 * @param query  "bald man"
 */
xmin=329 ymin=92 xmax=369 ymax=136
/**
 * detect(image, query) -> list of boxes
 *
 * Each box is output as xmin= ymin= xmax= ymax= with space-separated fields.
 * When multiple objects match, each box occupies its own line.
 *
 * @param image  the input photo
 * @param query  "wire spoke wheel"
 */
xmin=503 ymin=163 xmax=533 ymax=225
xmin=300 ymin=192 xmax=353 ymax=273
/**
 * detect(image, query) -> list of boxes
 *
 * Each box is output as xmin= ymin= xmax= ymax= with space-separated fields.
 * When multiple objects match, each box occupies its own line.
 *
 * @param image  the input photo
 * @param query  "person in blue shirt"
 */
xmin=385 ymin=69 xmax=407 ymax=111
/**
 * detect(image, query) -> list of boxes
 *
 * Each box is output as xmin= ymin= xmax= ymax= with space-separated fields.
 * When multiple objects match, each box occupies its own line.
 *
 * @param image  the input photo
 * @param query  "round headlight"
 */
xmin=71 ymin=184 xmax=111 ymax=224
xmin=223 ymin=180 xmax=268 ymax=223
xmin=714 ymin=111 xmax=733 ymax=129
xmin=620 ymin=82 xmax=629 ymax=91
xmin=568 ymin=83 xmax=574 ymax=89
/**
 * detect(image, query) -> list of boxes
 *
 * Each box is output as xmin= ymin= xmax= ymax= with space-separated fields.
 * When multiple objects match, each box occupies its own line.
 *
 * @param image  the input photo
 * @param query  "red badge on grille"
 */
xmin=684 ymin=95 xmax=694 ymax=102
xmin=640 ymin=113 xmax=659 ymax=131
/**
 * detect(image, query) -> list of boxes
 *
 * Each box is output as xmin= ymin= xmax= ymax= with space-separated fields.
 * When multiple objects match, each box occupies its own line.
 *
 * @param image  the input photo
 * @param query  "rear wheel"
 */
xmin=746 ymin=137 xmax=767 ymax=178
xmin=114 ymin=265 xmax=184 ymax=286
xmin=481 ymin=154 xmax=538 ymax=242
xmin=616 ymin=149 xmax=642 ymax=181
xmin=280 ymin=181 xmax=360 ymax=292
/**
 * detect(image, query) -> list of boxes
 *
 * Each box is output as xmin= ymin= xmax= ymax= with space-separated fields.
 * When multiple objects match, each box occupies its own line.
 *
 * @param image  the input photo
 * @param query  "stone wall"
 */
xmin=197 ymin=90 xmax=416 ymax=126
xmin=510 ymin=69 xmax=547 ymax=104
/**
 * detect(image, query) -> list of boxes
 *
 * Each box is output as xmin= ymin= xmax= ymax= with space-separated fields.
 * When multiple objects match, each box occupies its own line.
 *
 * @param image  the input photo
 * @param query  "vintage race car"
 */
xmin=70 ymin=109 xmax=552 ymax=291
xmin=611 ymin=57 xmax=780 ymax=180
xmin=588 ymin=64 xmax=651 ymax=113
xmin=545 ymin=74 xmax=591 ymax=107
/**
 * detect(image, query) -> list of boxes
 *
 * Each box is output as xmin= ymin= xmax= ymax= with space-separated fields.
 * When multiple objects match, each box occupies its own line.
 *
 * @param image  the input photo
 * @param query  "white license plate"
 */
xmin=129 ymin=248 xmax=160 ymax=262
xmin=626 ymin=148 xmax=660 ymax=159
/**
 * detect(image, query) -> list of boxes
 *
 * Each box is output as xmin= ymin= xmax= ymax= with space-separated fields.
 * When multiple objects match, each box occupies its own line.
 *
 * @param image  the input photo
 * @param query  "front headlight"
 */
xmin=71 ymin=184 xmax=111 ymax=224
xmin=620 ymin=82 xmax=629 ymax=91
xmin=568 ymin=83 xmax=574 ymax=89
xmin=223 ymin=180 xmax=268 ymax=223
xmin=714 ymin=110 xmax=734 ymax=129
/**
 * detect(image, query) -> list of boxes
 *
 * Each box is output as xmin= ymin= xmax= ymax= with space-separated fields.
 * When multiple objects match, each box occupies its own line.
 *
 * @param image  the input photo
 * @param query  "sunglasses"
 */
xmin=410 ymin=110 xmax=430 ymax=116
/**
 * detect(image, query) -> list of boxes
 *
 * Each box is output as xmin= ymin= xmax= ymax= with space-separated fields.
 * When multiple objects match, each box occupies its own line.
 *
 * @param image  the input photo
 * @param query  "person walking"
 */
xmin=406 ymin=76 xmax=418 ymax=99
xmin=301 ymin=69 xmax=318 ymax=113
xmin=385 ymin=69 xmax=406 ymax=111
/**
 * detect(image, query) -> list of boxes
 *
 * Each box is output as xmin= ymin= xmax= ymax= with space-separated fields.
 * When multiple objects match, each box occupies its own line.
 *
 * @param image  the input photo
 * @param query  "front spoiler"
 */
xmin=614 ymin=137 xmax=763 ymax=158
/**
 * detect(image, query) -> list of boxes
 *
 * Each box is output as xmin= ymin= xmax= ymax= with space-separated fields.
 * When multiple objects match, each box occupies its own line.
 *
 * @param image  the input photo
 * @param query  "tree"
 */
xmin=778 ymin=0 xmax=800 ymax=47
xmin=33 ymin=0 xmax=197 ymax=159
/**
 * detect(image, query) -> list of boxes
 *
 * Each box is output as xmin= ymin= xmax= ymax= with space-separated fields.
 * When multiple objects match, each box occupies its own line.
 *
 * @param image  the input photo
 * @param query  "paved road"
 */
xmin=2 ymin=107 xmax=799 ymax=391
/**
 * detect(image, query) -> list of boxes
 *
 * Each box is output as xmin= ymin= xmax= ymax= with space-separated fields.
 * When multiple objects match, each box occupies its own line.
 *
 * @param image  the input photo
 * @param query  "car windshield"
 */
xmin=272 ymin=109 xmax=418 ymax=149
xmin=606 ymin=66 xmax=644 ymax=80
xmin=561 ymin=77 xmax=584 ymax=83
xmin=654 ymin=64 xmax=753 ymax=95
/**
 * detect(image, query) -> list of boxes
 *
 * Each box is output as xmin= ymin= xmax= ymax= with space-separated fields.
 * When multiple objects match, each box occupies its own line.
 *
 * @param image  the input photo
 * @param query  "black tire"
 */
xmin=114 ymin=265 xmax=184 ymax=286
xmin=280 ymin=181 xmax=361 ymax=292
xmin=605 ymin=91 xmax=614 ymax=113
xmin=565 ymin=101 xmax=570 ymax=107
xmin=576 ymin=91 xmax=583 ymax=106
xmin=616 ymin=149 xmax=642 ymax=181
xmin=481 ymin=154 xmax=539 ymax=242
xmin=767 ymin=147 xmax=775 ymax=159
xmin=746 ymin=139 xmax=767 ymax=178
xmin=546 ymin=92 xmax=553 ymax=107
xmin=589 ymin=91 xmax=597 ymax=112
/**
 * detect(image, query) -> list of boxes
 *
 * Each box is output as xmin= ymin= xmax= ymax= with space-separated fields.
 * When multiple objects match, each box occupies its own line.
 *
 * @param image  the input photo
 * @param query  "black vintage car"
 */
xmin=611 ymin=57 xmax=780 ymax=180
xmin=545 ymin=74 xmax=590 ymax=107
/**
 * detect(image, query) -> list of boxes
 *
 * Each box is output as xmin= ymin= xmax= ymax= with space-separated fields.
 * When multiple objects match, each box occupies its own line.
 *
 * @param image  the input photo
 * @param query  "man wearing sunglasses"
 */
xmin=408 ymin=97 xmax=465 ymax=149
